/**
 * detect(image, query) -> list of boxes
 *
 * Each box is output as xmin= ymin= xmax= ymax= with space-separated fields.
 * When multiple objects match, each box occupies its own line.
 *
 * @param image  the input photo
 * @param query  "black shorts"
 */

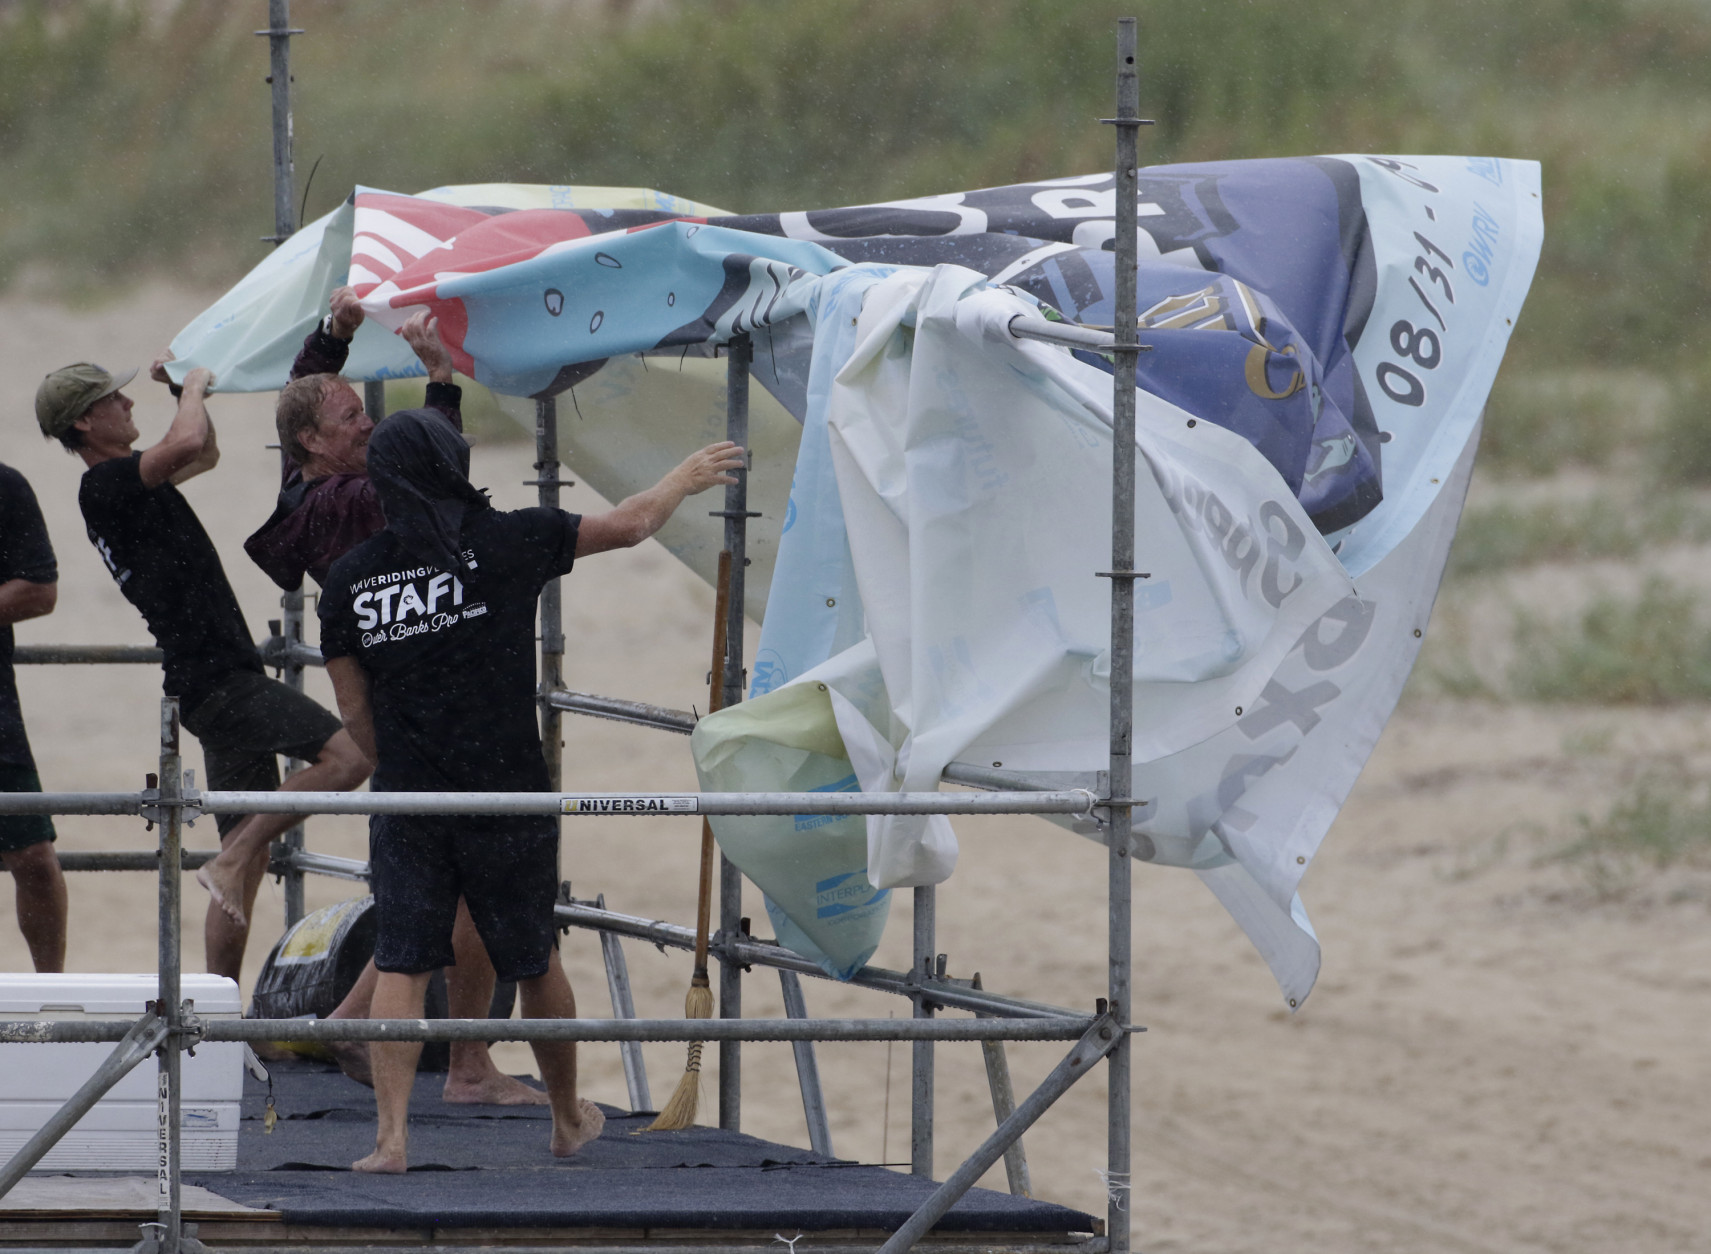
xmin=181 ymin=671 xmax=344 ymax=838
xmin=0 ymin=762 xmax=55 ymax=855
xmin=368 ymin=814 xmax=560 ymax=982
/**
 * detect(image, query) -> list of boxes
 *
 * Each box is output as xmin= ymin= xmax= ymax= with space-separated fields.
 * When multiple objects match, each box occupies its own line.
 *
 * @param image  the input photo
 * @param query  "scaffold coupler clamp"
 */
xmin=139 ymin=774 xmax=162 ymax=831
xmin=178 ymin=1001 xmax=205 ymax=1057
xmin=180 ymin=772 xmax=202 ymax=827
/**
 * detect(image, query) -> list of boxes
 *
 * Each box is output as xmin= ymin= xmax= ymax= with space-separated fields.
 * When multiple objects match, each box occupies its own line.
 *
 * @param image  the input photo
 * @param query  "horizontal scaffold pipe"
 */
xmin=276 ymin=849 xmax=369 ymax=882
xmin=0 ymin=1016 xmax=1110 ymax=1046
xmin=1008 ymin=313 xmax=1128 ymax=352
xmin=13 ymin=637 xmax=323 ymax=669
xmin=0 ymin=789 xmax=1096 ymax=818
xmin=194 ymin=789 xmax=1100 ymax=817
xmin=0 ymin=794 xmax=146 ymax=816
xmin=11 ymin=644 xmax=164 ymax=665
xmin=55 ymin=850 xmax=217 ymax=872
xmin=547 ymin=688 xmax=696 ymax=735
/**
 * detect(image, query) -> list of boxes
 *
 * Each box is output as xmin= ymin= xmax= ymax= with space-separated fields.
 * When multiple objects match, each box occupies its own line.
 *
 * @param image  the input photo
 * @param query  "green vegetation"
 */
xmin=1447 ymin=493 xmax=1711 ymax=578
xmin=1648 ymin=365 xmax=1711 ymax=485
xmin=1476 ymin=372 xmax=1634 ymax=478
xmin=1558 ymin=771 xmax=1711 ymax=897
xmin=1510 ymin=577 xmax=1711 ymax=704
xmin=3 ymin=0 xmax=1710 ymax=388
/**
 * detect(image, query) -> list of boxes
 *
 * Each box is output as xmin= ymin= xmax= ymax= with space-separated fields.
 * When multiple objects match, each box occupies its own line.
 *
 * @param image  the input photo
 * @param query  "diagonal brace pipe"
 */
xmin=0 ymin=1012 xmax=170 ymax=1199
xmin=876 ymin=1015 xmax=1123 ymax=1254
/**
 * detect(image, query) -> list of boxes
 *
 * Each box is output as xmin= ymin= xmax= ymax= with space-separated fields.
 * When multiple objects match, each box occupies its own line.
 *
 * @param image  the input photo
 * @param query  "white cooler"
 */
xmin=0 ymin=974 xmax=244 ymax=1172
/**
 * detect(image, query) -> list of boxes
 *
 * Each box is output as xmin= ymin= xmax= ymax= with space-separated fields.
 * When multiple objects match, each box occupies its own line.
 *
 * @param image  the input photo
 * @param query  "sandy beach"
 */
xmin=2 ymin=285 xmax=1707 ymax=1252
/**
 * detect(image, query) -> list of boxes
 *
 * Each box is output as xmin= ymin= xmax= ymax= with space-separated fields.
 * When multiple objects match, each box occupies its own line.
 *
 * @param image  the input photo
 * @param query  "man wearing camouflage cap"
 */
xmin=37 ymin=360 xmax=371 ymax=980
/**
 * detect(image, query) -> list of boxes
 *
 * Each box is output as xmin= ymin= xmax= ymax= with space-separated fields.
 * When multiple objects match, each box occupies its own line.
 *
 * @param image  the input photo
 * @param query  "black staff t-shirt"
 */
xmin=319 ymin=505 xmax=580 ymax=793
xmin=0 ymin=464 xmax=58 ymax=768
xmin=79 ymin=453 xmax=263 ymax=713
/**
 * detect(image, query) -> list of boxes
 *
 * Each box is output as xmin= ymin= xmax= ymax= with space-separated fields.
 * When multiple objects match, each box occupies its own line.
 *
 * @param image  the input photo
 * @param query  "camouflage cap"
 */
xmin=36 ymin=363 xmax=137 ymax=439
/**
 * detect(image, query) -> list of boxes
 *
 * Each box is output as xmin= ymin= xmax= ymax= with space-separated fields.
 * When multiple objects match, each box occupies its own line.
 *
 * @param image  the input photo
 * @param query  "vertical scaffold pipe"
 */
xmin=266 ymin=0 xmax=307 ymax=928
xmin=717 ymin=333 xmax=752 ymax=1131
xmin=266 ymin=0 xmax=295 ymax=246
xmin=155 ymin=699 xmax=184 ymax=1252
xmin=536 ymin=397 xmax=565 ymax=799
xmin=910 ymin=885 xmax=935 ymax=1177
xmin=1107 ymin=18 xmax=1142 ymax=1254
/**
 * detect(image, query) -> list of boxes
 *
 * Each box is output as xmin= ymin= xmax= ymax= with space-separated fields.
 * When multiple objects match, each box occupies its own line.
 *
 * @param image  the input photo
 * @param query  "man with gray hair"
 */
xmin=245 ymin=287 xmax=457 ymax=592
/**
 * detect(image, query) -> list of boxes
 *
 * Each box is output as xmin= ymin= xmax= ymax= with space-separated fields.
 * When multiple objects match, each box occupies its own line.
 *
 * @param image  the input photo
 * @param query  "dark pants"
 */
xmin=180 ymin=671 xmax=343 ymax=837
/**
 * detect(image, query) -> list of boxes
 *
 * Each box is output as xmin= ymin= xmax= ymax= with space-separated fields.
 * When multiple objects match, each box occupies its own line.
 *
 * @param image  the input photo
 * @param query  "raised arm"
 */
xmin=400 ymin=311 xmax=464 ymax=432
xmin=137 ymin=367 xmax=218 ymax=489
xmin=574 ymin=442 xmax=747 ymax=557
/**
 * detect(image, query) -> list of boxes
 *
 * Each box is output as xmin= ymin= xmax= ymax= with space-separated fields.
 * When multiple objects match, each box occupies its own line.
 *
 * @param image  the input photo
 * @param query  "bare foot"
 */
xmin=351 ymin=1146 xmax=407 ymax=1174
xmin=443 ymin=1071 xmax=549 ymax=1106
xmin=550 ymin=1099 xmax=605 ymax=1158
xmin=327 ymin=1040 xmax=374 ymax=1088
xmin=195 ymin=861 xmax=247 ymax=926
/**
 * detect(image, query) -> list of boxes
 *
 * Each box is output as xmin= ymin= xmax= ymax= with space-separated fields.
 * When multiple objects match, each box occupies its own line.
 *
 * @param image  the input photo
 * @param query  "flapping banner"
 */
xmin=171 ymin=156 xmax=1541 ymax=1003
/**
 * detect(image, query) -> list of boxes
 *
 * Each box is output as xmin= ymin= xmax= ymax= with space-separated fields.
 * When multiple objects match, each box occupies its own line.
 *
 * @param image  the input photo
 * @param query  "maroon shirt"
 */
xmin=243 ymin=327 xmax=462 ymax=590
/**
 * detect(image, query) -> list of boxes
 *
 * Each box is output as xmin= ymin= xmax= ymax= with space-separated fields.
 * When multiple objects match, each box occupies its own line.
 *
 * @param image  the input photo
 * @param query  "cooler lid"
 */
xmin=0 ymin=973 xmax=241 ymax=1015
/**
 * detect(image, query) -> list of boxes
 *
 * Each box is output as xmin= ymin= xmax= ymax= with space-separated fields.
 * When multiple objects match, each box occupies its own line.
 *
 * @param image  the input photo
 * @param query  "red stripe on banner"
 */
xmin=382 ymin=209 xmax=598 ymax=295
xmin=625 ymin=216 xmax=705 ymax=235
xmin=352 ymin=230 xmax=420 ymax=272
xmin=429 ymin=294 xmax=476 ymax=378
xmin=353 ymin=192 xmax=492 ymax=240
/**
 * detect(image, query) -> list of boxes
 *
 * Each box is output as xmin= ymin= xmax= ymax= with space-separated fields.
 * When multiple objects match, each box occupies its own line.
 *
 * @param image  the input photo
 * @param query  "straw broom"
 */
xmin=645 ymin=550 xmax=731 ymax=1131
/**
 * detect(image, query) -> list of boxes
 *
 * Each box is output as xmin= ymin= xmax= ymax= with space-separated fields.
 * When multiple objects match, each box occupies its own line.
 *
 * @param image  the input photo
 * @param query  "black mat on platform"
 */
xmin=183 ymin=1060 xmax=1095 ymax=1233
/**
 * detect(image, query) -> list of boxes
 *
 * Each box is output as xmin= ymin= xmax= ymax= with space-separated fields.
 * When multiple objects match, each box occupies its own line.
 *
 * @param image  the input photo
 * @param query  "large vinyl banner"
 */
xmin=171 ymin=156 xmax=1542 ymax=1004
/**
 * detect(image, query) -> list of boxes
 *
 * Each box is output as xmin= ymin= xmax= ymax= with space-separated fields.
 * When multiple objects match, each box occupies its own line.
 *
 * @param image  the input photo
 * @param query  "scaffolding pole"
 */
xmin=152 ymin=701 xmax=186 ymax=1251
xmin=911 ymin=885 xmax=935 ymax=1178
xmin=717 ymin=332 xmax=753 ymax=1132
xmin=1105 ymin=18 xmax=1144 ymax=1254
xmin=536 ymin=396 xmax=565 ymax=797
xmin=263 ymin=0 xmax=309 ymax=929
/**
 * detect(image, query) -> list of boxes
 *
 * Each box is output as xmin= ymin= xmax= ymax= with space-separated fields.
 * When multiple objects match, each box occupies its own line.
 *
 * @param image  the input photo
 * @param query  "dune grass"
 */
xmin=1510 ymin=577 xmax=1711 ymax=704
xmin=1558 ymin=770 xmax=1711 ymax=897
xmin=1448 ymin=493 xmax=1711 ymax=578
xmin=1648 ymin=365 xmax=1711 ymax=486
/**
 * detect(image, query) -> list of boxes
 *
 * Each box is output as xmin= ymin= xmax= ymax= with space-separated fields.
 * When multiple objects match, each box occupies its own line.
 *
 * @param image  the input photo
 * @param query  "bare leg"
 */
xmin=352 ymin=969 xmax=431 ymax=1174
xmin=518 ymin=959 xmax=603 ymax=1157
xmin=197 ymin=730 xmax=370 ymax=931
xmin=323 ymin=959 xmax=382 ymax=1087
xmin=2 ymin=842 xmax=67 ymax=973
xmin=329 ymin=961 xmax=380 ymax=1020
xmin=443 ymin=899 xmax=545 ymax=1105
xmin=202 ymin=822 xmax=276 ymax=982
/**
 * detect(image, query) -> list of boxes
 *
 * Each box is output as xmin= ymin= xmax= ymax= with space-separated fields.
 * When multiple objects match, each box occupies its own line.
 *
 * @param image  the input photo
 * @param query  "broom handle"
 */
xmin=693 ymin=551 xmax=733 ymax=975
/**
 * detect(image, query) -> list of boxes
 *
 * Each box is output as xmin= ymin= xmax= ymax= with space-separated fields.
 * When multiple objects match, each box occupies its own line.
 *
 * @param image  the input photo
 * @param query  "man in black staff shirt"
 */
xmin=36 ymin=360 xmax=371 ymax=980
xmin=0 ymin=462 xmax=68 ymax=972
xmin=320 ymin=408 xmax=742 ymax=1173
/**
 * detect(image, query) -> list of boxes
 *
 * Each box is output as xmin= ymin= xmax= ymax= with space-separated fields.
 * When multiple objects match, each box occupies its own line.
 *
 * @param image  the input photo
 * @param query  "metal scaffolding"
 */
xmin=1 ymin=10 xmax=1151 ymax=1252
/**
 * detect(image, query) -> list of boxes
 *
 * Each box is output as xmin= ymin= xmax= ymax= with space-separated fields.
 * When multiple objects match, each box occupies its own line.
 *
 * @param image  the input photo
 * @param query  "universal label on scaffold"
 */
xmin=560 ymin=795 xmax=700 ymax=816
